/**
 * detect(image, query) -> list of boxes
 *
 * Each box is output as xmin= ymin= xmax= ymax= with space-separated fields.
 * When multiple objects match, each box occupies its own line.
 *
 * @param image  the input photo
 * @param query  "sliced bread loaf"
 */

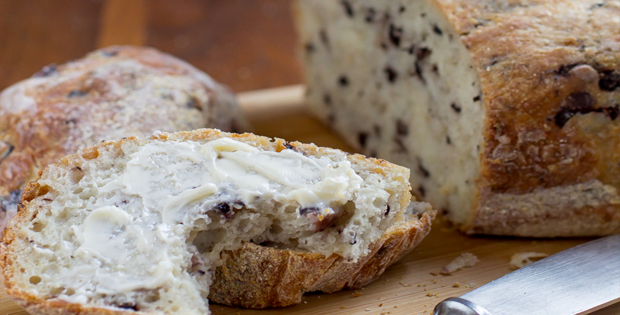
xmin=295 ymin=0 xmax=620 ymax=236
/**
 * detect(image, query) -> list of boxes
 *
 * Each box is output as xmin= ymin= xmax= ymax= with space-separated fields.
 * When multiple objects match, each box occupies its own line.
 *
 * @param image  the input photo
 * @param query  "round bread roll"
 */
xmin=0 ymin=46 xmax=249 ymax=234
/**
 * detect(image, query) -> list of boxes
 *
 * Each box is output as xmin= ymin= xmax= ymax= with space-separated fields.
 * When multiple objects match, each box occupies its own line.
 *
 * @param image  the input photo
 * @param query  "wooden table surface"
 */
xmin=1 ymin=2 xmax=619 ymax=314
xmin=0 ymin=0 xmax=301 ymax=93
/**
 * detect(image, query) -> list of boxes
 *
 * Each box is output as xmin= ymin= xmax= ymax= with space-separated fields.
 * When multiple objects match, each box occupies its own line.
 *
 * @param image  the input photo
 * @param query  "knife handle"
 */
xmin=433 ymin=297 xmax=493 ymax=315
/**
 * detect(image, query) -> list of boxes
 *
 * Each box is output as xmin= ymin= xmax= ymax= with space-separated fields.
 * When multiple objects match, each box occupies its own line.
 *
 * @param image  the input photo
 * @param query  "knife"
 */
xmin=433 ymin=234 xmax=620 ymax=315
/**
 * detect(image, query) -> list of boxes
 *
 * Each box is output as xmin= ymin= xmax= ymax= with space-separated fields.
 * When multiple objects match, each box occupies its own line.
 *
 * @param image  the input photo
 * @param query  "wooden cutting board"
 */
xmin=1 ymin=85 xmax=618 ymax=315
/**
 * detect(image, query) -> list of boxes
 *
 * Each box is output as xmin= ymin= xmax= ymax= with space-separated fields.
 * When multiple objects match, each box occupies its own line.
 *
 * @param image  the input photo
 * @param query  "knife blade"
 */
xmin=433 ymin=234 xmax=620 ymax=315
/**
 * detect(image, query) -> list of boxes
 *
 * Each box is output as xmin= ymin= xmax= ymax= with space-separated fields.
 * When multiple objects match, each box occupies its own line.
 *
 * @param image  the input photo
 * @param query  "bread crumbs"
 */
xmin=441 ymin=252 xmax=479 ymax=275
xmin=510 ymin=252 xmax=549 ymax=269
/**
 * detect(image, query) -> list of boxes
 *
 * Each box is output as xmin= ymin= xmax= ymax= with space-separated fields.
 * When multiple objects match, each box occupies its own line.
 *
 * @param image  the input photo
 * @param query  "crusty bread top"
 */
xmin=0 ymin=45 xmax=247 ymax=198
xmin=2 ymin=129 xmax=415 ymax=315
xmin=433 ymin=1 xmax=620 ymax=196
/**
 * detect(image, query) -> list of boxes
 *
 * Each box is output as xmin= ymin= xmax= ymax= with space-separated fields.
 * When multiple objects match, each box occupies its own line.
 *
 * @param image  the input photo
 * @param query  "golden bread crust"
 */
xmin=208 ymin=212 xmax=433 ymax=308
xmin=437 ymin=0 xmax=620 ymax=235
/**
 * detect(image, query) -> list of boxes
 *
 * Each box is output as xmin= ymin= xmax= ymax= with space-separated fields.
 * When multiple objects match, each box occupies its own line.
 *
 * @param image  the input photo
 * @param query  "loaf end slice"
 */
xmin=2 ymin=129 xmax=433 ymax=314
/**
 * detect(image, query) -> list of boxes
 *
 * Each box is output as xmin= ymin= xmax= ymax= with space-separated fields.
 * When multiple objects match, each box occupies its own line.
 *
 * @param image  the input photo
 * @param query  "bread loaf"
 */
xmin=1 ymin=129 xmax=434 ymax=314
xmin=295 ymin=0 xmax=620 ymax=236
xmin=0 ymin=46 xmax=248 ymax=235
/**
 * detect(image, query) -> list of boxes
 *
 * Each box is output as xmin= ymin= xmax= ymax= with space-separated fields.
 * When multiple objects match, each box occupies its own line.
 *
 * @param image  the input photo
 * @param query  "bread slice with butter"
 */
xmin=1 ymin=129 xmax=434 ymax=314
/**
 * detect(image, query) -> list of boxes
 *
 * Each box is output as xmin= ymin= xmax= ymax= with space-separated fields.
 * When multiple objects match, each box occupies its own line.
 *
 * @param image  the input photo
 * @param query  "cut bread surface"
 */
xmin=296 ymin=0 xmax=484 ymax=228
xmin=2 ymin=129 xmax=426 ymax=314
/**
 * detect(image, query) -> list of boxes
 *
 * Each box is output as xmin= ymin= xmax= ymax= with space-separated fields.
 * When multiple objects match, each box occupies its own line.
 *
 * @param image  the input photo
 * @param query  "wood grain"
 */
xmin=145 ymin=0 xmax=302 ymax=92
xmin=0 ymin=0 xmax=102 ymax=91
xmin=1 ymin=86 xmax=619 ymax=315
xmin=0 ymin=0 xmax=300 ymax=93
xmin=97 ymin=0 xmax=148 ymax=48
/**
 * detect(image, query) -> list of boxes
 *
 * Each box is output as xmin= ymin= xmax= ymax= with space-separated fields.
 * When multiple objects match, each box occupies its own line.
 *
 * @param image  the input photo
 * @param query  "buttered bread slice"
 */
xmin=1 ymin=129 xmax=434 ymax=314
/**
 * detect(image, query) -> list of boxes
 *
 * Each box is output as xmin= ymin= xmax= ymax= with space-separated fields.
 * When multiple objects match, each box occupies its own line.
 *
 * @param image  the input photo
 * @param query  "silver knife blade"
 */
xmin=434 ymin=234 xmax=620 ymax=315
